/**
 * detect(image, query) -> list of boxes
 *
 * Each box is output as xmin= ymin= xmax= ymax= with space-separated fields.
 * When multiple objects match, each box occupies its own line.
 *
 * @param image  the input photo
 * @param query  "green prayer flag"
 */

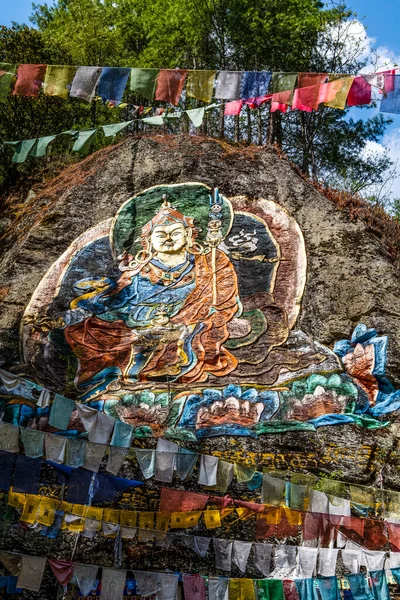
xmin=130 ymin=68 xmax=159 ymax=100
xmin=256 ymin=580 xmax=285 ymax=600
xmin=271 ymin=72 xmax=298 ymax=93
xmin=142 ymin=116 xmax=164 ymax=126
xmin=5 ymin=138 xmax=37 ymax=163
xmin=186 ymin=107 xmax=205 ymax=128
xmin=72 ymin=129 xmax=97 ymax=154
xmin=0 ymin=63 xmax=16 ymax=103
xmin=30 ymin=135 xmax=57 ymax=158
xmin=101 ymin=121 xmax=132 ymax=137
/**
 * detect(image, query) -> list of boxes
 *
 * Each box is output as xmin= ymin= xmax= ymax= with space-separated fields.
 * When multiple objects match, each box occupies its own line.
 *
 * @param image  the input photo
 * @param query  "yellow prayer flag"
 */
xmin=264 ymin=507 xmax=281 ymax=525
xmin=170 ymin=510 xmax=202 ymax=529
xmin=283 ymin=507 xmax=303 ymax=526
xmin=21 ymin=495 xmax=41 ymax=524
xmin=204 ymin=510 xmax=221 ymax=529
xmin=58 ymin=501 xmax=73 ymax=513
xmin=220 ymin=507 xmax=235 ymax=520
xmin=65 ymin=516 xmax=84 ymax=532
xmin=83 ymin=506 xmax=103 ymax=521
xmin=43 ymin=65 xmax=76 ymax=99
xmin=156 ymin=512 xmax=170 ymax=532
xmin=350 ymin=485 xmax=375 ymax=507
xmin=229 ymin=578 xmax=256 ymax=600
xmin=234 ymin=463 xmax=256 ymax=483
xmin=186 ymin=70 xmax=216 ymax=103
xmin=235 ymin=508 xmax=253 ymax=521
xmin=72 ymin=504 xmax=86 ymax=517
xmin=119 ymin=510 xmax=137 ymax=527
xmin=37 ymin=498 xmax=58 ymax=526
xmin=324 ymin=77 xmax=355 ymax=109
xmin=8 ymin=489 xmax=26 ymax=509
xmin=138 ymin=511 xmax=154 ymax=530
xmin=103 ymin=509 xmax=120 ymax=524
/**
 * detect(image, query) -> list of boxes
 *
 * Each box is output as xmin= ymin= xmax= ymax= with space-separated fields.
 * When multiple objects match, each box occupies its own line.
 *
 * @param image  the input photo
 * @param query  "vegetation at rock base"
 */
xmin=0 ymin=0 xmax=396 ymax=210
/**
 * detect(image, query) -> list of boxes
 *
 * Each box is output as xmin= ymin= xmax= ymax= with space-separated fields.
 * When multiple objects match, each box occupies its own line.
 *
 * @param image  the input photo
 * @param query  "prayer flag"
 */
xmin=229 ymin=578 xmax=255 ymax=600
xmin=48 ymin=559 xmax=74 ymax=587
xmin=241 ymin=71 xmax=271 ymax=99
xmin=66 ymin=468 xmax=93 ymax=503
xmin=253 ymin=543 xmax=272 ymax=576
xmin=83 ymin=440 xmax=106 ymax=472
xmin=323 ymin=77 xmax=355 ymax=109
xmin=297 ymin=547 xmax=318 ymax=578
xmin=134 ymin=571 xmax=161 ymax=597
xmin=76 ymin=403 xmax=98 ymax=431
xmin=97 ymin=67 xmax=130 ymax=105
xmin=20 ymin=428 xmax=44 ymax=458
xmin=347 ymin=573 xmax=374 ymax=600
xmin=209 ymin=460 xmax=234 ymax=492
xmin=295 ymin=578 xmax=318 ymax=600
xmin=204 ymin=510 xmax=221 ymax=529
xmin=347 ymin=76 xmax=372 ymax=106
xmin=0 ymin=63 xmax=16 ymax=102
xmin=135 ymin=448 xmax=156 ymax=479
xmin=130 ymin=68 xmax=159 ymax=101
xmin=106 ymin=446 xmax=129 ymax=476
xmin=13 ymin=64 xmax=46 ymax=97
xmin=170 ymin=510 xmax=202 ymax=528
xmin=208 ymin=578 xmax=228 ymax=600
xmin=88 ymin=411 xmax=115 ymax=444
xmin=45 ymin=433 xmax=67 ymax=463
xmin=232 ymin=541 xmax=252 ymax=573
xmin=271 ymin=72 xmax=298 ymax=94
xmin=297 ymin=73 xmax=328 ymax=87
xmin=43 ymin=65 xmax=76 ymax=99
xmin=318 ymin=548 xmax=339 ymax=577
xmin=198 ymin=455 xmax=219 ymax=486
xmin=256 ymin=579 xmax=285 ymax=600
xmin=49 ymin=393 xmax=75 ymax=429
xmin=187 ymin=70 xmax=216 ymax=102
xmin=369 ymin=569 xmax=390 ymax=600
xmin=159 ymin=573 xmax=179 ymax=600
xmin=110 ymin=419 xmax=133 ymax=447
xmin=65 ymin=438 xmax=85 ymax=468
xmin=36 ymin=497 xmax=57 ymax=526
xmin=142 ymin=115 xmax=164 ymax=125
xmin=16 ymin=555 xmax=46 ymax=591
xmin=213 ymin=538 xmax=233 ymax=571
xmin=8 ymin=489 xmax=26 ymax=509
xmin=101 ymin=121 xmax=132 ymax=138
xmin=155 ymin=69 xmax=188 ymax=105
xmin=317 ymin=576 xmax=340 ymax=600
xmin=175 ymin=448 xmax=198 ymax=480
xmin=155 ymin=438 xmax=178 ymax=483
xmin=183 ymin=536 xmax=211 ymax=558
xmin=186 ymin=107 xmax=206 ymax=128
xmin=30 ymin=135 xmax=57 ymax=158
xmin=262 ymin=473 xmax=286 ymax=506
xmin=72 ymin=564 xmax=99 ymax=596
xmin=13 ymin=455 xmax=41 ymax=494
xmin=183 ymin=574 xmax=206 ymax=600
xmin=224 ymin=100 xmax=243 ymax=116
xmin=215 ymin=71 xmax=243 ymax=100
xmin=0 ymin=552 xmax=21 ymax=576
xmin=70 ymin=66 xmax=102 ymax=102
xmin=292 ymin=85 xmax=320 ymax=111
xmin=100 ymin=568 xmax=126 ymax=600
xmin=381 ymin=75 xmax=400 ymax=114
xmin=72 ymin=129 xmax=98 ymax=155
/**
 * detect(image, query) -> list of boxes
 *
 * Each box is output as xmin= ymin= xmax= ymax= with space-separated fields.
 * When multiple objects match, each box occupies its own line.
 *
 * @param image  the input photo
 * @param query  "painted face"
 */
xmin=150 ymin=222 xmax=188 ymax=254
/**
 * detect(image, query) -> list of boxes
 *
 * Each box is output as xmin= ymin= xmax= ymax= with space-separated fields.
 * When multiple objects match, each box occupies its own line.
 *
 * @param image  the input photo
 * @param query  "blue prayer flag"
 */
xmin=97 ymin=67 xmax=130 ymax=105
xmin=13 ymin=455 xmax=41 ymax=494
xmin=380 ymin=75 xmax=400 ymax=114
xmin=241 ymin=71 xmax=271 ymax=99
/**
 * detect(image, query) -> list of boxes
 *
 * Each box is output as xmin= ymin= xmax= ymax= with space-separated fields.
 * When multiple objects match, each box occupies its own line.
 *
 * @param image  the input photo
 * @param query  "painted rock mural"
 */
xmin=8 ymin=182 xmax=399 ymax=439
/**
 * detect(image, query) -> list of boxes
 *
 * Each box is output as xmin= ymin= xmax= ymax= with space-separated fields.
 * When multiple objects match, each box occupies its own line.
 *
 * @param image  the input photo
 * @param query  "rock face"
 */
xmin=1 ymin=136 xmax=400 ymax=598
xmin=1 ymin=136 xmax=400 ymax=381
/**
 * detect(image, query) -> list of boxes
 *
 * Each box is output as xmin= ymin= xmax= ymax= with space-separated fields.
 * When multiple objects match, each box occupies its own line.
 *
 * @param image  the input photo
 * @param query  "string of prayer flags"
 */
xmin=70 ymin=66 xmax=102 ymax=102
xmin=13 ymin=64 xmax=46 ymax=97
xmin=43 ymin=65 xmax=76 ymax=99
xmin=130 ymin=68 xmax=159 ymax=101
xmin=97 ymin=67 xmax=130 ymax=105
xmin=155 ymin=69 xmax=188 ymax=105
xmin=241 ymin=71 xmax=271 ymax=100
xmin=0 ymin=63 xmax=16 ymax=102
xmin=187 ymin=70 xmax=216 ymax=103
xmin=215 ymin=71 xmax=243 ymax=100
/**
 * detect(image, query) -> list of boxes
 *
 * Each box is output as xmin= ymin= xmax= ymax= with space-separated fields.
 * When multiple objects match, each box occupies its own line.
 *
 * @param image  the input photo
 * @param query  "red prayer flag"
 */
xmin=292 ymin=85 xmax=319 ymax=111
xmin=382 ymin=69 xmax=396 ymax=92
xmin=155 ymin=69 xmax=188 ymax=105
xmin=48 ymin=559 xmax=74 ymax=587
xmin=271 ymin=102 xmax=288 ymax=113
xmin=283 ymin=580 xmax=301 ymax=600
xmin=302 ymin=512 xmax=322 ymax=542
xmin=13 ymin=64 xmax=46 ymax=97
xmin=363 ymin=519 xmax=388 ymax=550
xmin=183 ymin=574 xmax=206 ymax=600
xmin=224 ymin=100 xmax=243 ymax=115
xmin=297 ymin=73 xmax=328 ymax=88
xmin=159 ymin=488 xmax=209 ymax=513
xmin=347 ymin=76 xmax=372 ymax=106
xmin=387 ymin=522 xmax=400 ymax=552
xmin=271 ymin=89 xmax=292 ymax=105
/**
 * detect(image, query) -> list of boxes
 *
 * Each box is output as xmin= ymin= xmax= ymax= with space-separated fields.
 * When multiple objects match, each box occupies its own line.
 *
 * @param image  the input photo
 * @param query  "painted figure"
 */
xmin=64 ymin=197 xmax=240 ymax=394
